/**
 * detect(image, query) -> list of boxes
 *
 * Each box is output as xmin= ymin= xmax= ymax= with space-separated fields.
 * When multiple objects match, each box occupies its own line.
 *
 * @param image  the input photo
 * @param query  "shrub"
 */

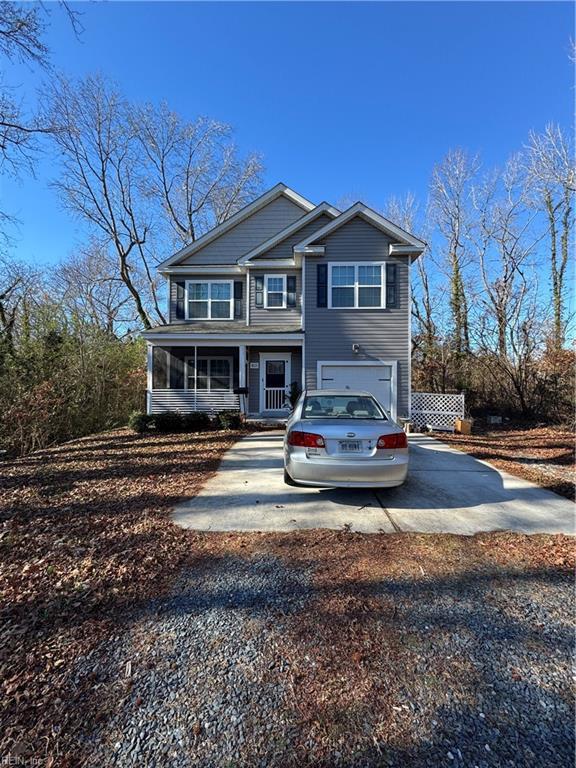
xmin=128 ymin=410 xmax=153 ymax=434
xmin=287 ymin=381 xmax=302 ymax=409
xmin=215 ymin=410 xmax=243 ymax=430
xmin=182 ymin=411 xmax=212 ymax=432
xmin=153 ymin=411 xmax=185 ymax=433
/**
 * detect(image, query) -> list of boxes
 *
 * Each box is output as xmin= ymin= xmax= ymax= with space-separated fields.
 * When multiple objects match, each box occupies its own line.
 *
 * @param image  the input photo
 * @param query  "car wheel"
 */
xmin=284 ymin=468 xmax=297 ymax=486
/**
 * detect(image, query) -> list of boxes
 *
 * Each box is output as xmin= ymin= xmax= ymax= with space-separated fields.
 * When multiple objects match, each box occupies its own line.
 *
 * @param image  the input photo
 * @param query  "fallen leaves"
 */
xmin=0 ymin=427 xmax=240 ymax=764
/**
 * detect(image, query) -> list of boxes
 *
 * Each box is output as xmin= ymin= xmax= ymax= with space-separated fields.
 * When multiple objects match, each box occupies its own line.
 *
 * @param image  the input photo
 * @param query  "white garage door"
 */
xmin=318 ymin=362 xmax=394 ymax=414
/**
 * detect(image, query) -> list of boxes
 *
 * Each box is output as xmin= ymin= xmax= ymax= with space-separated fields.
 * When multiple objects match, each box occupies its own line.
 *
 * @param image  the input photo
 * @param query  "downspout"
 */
xmin=194 ymin=345 xmax=197 ymax=411
xmin=301 ymin=253 xmax=306 ymax=390
xmin=246 ymin=268 xmax=250 ymax=326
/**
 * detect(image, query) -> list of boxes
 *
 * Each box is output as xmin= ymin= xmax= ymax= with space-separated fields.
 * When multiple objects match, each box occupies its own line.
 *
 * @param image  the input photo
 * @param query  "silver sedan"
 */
xmin=283 ymin=389 xmax=409 ymax=488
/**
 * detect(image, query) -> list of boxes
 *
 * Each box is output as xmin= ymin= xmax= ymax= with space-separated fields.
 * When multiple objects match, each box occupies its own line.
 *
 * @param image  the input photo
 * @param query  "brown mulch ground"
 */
xmin=0 ymin=427 xmax=241 ymax=764
xmin=1 ymin=428 xmax=574 ymax=766
xmin=437 ymin=425 xmax=575 ymax=501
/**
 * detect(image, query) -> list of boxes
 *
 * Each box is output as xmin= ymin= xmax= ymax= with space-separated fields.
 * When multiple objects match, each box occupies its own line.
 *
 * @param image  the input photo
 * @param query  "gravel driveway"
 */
xmin=80 ymin=535 xmax=574 ymax=767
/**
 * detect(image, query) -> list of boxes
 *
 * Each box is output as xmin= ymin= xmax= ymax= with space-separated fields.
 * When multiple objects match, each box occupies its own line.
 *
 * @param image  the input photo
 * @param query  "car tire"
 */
xmin=284 ymin=468 xmax=297 ymax=486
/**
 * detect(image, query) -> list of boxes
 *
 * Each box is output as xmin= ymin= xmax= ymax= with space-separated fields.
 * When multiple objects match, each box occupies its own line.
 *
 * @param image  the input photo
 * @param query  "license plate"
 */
xmin=339 ymin=440 xmax=362 ymax=452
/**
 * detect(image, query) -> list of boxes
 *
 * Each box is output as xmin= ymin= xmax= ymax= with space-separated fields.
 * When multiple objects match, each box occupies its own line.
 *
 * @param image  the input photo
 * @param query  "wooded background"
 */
xmin=0 ymin=4 xmax=573 ymax=456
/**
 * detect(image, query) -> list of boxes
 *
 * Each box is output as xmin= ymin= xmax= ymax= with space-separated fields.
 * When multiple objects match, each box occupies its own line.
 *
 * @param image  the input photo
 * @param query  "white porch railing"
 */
xmin=148 ymin=389 xmax=239 ymax=414
xmin=264 ymin=387 xmax=288 ymax=411
xmin=411 ymin=392 xmax=465 ymax=430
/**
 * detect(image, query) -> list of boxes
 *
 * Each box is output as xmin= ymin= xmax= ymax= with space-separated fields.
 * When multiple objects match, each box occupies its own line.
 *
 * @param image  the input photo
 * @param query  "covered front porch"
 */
xmin=145 ymin=335 xmax=303 ymax=418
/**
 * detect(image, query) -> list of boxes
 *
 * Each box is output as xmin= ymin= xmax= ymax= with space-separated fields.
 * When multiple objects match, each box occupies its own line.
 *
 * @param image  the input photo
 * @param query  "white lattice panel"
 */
xmin=411 ymin=392 xmax=465 ymax=430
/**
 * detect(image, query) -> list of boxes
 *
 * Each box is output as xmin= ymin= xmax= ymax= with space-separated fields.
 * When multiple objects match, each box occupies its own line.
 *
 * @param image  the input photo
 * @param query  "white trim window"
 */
xmin=328 ymin=263 xmax=386 ymax=309
xmin=264 ymin=274 xmax=287 ymax=309
xmin=185 ymin=357 xmax=233 ymax=391
xmin=186 ymin=280 xmax=233 ymax=320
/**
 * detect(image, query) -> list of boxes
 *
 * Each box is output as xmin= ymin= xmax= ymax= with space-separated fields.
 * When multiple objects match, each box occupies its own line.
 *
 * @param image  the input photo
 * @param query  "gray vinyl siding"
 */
xmin=256 ymin=213 xmax=333 ymax=260
xmin=249 ymin=269 xmax=301 ymax=326
xmin=303 ymin=216 xmax=411 ymax=418
xmin=247 ymin=346 xmax=302 ymax=414
xmin=169 ymin=275 xmax=246 ymax=326
xmin=179 ymin=196 xmax=306 ymax=265
xmin=245 ymin=215 xmax=333 ymax=325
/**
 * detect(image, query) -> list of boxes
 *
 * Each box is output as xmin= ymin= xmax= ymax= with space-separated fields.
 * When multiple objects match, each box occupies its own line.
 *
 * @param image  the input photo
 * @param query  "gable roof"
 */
xmin=237 ymin=202 xmax=340 ymax=264
xmin=293 ymin=202 xmax=426 ymax=254
xmin=158 ymin=183 xmax=316 ymax=269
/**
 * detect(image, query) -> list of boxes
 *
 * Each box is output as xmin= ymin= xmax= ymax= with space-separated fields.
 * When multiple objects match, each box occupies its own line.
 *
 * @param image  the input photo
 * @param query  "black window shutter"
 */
xmin=286 ymin=275 xmax=297 ymax=308
xmin=317 ymin=264 xmax=328 ymax=308
xmin=234 ymin=280 xmax=243 ymax=318
xmin=386 ymin=263 xmax=398 ymax=308
xmin=255 ymin=275 xmax=264 ymax=308
xmin=175 ymin=281 xmax=186 ymax=320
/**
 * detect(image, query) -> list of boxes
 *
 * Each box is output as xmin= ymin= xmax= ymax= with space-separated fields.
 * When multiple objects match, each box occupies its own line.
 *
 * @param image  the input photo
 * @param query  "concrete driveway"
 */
xmin=172 ymin=431 xmax=575 ymax=535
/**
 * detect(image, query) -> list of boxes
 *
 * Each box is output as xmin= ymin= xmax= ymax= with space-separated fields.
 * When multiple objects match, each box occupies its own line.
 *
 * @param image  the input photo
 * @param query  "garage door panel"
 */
xmin=319 ymin=363 xmax=393 ymax=412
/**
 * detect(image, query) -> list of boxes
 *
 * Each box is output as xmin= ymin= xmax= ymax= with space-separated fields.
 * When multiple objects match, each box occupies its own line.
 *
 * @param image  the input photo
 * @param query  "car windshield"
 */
xmin=302 ymin=394 xmax=387 ymax=420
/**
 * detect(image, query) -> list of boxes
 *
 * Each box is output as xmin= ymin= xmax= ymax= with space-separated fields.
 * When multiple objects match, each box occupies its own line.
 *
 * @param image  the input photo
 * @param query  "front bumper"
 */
xmin=285 ymin=449 xmax=409 ymax=488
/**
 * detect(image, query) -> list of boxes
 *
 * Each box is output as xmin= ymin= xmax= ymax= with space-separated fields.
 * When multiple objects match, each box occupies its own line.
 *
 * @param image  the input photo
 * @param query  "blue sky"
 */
xmin=3 ymin=1 xmax=574 ymax=266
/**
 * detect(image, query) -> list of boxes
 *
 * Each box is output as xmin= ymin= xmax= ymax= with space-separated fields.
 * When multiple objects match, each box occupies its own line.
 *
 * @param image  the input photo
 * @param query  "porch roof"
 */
xmin=142 ymin=322 xmax=304 ymax=344
xmin=143 ymin=322 xmax=302 ymax=335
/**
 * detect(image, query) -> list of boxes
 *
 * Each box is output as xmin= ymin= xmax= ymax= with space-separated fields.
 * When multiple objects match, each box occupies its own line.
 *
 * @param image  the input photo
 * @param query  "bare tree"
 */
xmin=0 ymin=1 xmax=48 ymax=176
xmin=0 ymin=2 xmax=81 ymax=172
xmin=44 ymin=75 xmax=262 ymax=329
xmin=0 ymin=1 xmax=82 ymax=244
xmin=0 ymin=255 xmax=38 ymax=359
xmin=471 ymin=284 xmax=545 ymax=417
xmin=429 ymin=149 xmax=479 ymax=389
xmin=44 ymin=75 xmax=162 ymax=329
xmin=52 ymin=243 xmax=137 ymax=336
xmin=525 ymin=124 xmax=575 ymax=348
xmin=133 ymin=104 xmax=262 ymax=248
xmin=0 ymin=273 xmax=22 ymax=357
xmin=470 ymin=155 xmax=544 ymax=359
xmin=526 ymin=123 xmax=575 ymax=193
xmin=384 ymin=193 xmax=442 ymax=391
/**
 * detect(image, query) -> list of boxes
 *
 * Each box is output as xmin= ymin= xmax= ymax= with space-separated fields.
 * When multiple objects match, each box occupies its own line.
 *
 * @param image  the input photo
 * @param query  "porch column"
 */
xmin=238 ymin=344 xmax=247 ymax=414
xmin=238 ymin=344 xmax=247 ymax=387
xmin=146 ymin=343 xmax=153 ymax=414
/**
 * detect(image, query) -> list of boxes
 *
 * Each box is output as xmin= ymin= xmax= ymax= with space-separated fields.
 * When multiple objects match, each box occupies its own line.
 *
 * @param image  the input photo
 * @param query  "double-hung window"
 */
xmin=264 ymin=274 xmax=287 ymax=309
xmin=186 ymin=357 xmax=232 ymax=391
xmin=186 ymin=280 xmax=233 ymax=320
xmin=328 ymin=263 xmax=385 ymax=308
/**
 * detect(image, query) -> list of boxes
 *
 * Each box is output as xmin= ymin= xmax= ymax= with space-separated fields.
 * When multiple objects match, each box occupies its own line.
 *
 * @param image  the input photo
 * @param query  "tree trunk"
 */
xmin=557 ymin=187 xmax=572 ymax=348
xmin=545 ymin=191 xmax=562 ymax=349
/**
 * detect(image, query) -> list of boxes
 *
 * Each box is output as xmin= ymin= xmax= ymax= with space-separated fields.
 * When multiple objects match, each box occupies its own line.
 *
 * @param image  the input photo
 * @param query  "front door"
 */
xmin=260 ymin=353 xmax=291 ymax=412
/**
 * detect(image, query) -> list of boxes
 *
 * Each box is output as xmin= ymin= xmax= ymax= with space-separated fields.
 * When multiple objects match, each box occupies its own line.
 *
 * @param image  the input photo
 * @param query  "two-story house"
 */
xmin=142 ymin=183 xmax=425 ymax=422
